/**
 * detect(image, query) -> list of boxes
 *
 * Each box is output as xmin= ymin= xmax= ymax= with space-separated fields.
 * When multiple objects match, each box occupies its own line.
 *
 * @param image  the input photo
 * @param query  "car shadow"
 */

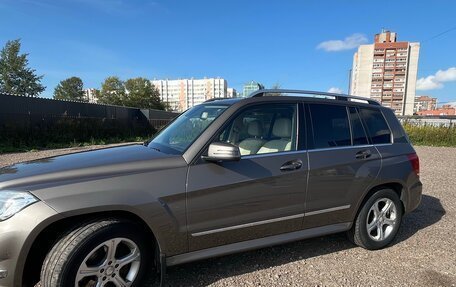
xmin=394 ymin=194 xmax=445 ymax=244
xmin=146 ymin=194 xmax=444 ymax=287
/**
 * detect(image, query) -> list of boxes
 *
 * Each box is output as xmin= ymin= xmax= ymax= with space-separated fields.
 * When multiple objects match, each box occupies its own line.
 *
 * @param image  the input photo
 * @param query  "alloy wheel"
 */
xmin=366 ymin=198 xmax=398 ymax=241
xmin=75 ymin=238 xmax=141 ymax=287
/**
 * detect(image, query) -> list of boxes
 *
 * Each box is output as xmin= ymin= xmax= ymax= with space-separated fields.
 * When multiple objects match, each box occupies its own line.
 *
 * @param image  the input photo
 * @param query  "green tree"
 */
xmin=53 ymin=77 xmax=86 ymax=102
xmin=0 ymin=39 xmax=45 ymax=96
xmin=98 ymin=76 xmax=125 ymax=106
xmin=124 ymin=77 xmax=164 ymax=110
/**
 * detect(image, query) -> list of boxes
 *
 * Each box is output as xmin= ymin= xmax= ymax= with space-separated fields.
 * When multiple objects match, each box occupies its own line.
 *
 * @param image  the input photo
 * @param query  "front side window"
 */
xmin=216 ymin=103 xmax=298 ymax=156
xmin=359 ymin=108 xmax=392 ymax=144
xmin=149 ymin=104 xmax=228 ymax=154
xmin=309 ymin=104 xmax=351 ymax=149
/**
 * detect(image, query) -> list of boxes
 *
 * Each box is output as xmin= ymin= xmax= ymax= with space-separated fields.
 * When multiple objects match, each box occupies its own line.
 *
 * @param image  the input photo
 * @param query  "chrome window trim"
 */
xmin=242 ymin=149 xmax=306 ymax=159
xmin=308 ymin=144 xmax=374 ymax=153
xmin=374 ymin=143 xmax=393 ymax=147
xmin=305 ymin=205 xmax=351 ymax=216
xmin=191 ymin=213 xmax=305 ymax=237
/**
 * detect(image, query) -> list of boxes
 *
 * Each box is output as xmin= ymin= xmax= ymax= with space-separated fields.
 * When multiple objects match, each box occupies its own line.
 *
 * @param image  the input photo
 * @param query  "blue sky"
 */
xmin=1 ymin=0 xmax=455 ymax=102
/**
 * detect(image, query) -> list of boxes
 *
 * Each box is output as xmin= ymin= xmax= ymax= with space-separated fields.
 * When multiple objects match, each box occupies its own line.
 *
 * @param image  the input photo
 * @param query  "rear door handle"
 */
xmin=355 ymin=150 xmax=372 ymax=159
xmin=280 ymin=159 xmax=303 ymax=171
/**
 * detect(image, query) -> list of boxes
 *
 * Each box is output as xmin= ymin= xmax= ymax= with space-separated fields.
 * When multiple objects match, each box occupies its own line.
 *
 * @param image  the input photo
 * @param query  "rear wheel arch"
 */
xmin=354 ymin=182 xmax=406 ymax=221
xmin=348 ymin=188 xmax=403 ymax=249
xmin=22 ymin=210 xmax=160 ymax=287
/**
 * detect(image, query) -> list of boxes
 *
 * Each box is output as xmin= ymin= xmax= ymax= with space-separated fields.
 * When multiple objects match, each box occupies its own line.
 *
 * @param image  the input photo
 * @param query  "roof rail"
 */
xmin=203 ymin=97 xmax=232 ymax=103
xmin=249 ymin=89 xmax=381 ymax=106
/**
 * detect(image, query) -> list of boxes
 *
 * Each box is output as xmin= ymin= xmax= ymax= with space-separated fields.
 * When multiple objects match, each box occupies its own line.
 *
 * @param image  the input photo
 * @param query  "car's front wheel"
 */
xmin=348 ymin=188 xmax=403 ymax=250
xmin=40 ymin=219 xmax=152 ymax=287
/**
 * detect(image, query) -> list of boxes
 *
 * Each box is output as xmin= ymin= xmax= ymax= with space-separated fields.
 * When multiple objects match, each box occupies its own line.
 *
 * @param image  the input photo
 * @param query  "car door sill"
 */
xmin=166 ymin=222 xmax=352 ymax=266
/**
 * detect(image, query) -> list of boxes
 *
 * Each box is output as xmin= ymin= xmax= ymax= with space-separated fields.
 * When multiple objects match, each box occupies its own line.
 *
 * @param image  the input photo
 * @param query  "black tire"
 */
xmin=348 ymin=189 xmax=403 ymax=250
xmin=40 ymin=219 xmax=152 ymax=287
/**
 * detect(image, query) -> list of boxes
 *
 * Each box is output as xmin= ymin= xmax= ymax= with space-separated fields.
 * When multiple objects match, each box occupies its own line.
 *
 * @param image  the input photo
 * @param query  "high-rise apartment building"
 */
xmin=242 ymin=81 xmax=264 ymax=98
xmin=151 ymin=78 xmax=227 ymax=112
xmin=350 ymin=30 xmax=420 ymax=115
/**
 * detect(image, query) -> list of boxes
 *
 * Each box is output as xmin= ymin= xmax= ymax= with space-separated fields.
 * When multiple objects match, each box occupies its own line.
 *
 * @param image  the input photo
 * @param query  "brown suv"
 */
xmin=0 ymin=90 xmax=422 ymax=286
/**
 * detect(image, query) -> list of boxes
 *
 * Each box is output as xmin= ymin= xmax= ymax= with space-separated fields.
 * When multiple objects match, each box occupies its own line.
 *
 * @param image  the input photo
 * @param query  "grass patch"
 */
xmin=403 ymin=123 xmax=456 ymax=147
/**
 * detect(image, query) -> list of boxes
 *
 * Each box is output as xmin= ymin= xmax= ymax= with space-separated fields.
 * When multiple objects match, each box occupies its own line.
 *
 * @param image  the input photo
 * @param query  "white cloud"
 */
xmin=416 ymin=76 xmax=443 ymax=90
xmin=417 ymin=67 xmax=456 ymax=90
xmin=435 ymin=67 xmax=456 ymax=82
xmin=328 ymin=87 xmax=343 ymax=94
xmin=317 ymin=34 xmax=368 ymax=52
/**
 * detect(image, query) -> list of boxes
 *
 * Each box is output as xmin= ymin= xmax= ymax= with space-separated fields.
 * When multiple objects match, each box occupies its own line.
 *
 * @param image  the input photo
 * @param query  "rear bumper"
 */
xmin=405 ymin=179 xmax=422 ymax=214
xmin=0 ymin=201 xmax=60 ymax=287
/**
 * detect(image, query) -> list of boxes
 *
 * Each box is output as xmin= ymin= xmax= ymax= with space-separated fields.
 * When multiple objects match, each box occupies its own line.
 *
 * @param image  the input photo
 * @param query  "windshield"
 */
xmin=148 ymin=104 xmax=229 ymax=154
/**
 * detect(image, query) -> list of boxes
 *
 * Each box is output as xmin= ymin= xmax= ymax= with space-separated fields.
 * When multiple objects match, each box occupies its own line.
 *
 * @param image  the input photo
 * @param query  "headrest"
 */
xmin=272 ymin=118 xmax=292 ymax=138
xmin=247 ymin=120 xmax=263 ymax=137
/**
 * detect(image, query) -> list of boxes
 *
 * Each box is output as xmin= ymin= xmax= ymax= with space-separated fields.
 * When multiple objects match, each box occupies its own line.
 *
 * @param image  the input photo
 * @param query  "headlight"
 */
xmin=0 ymin=191 xmax=38 ymax=221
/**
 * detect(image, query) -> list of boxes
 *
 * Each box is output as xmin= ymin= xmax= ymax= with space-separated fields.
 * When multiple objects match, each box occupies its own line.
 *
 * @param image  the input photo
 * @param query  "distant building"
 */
xmin=414 ymin=95 xmax=437 ymax=113
xmin=350 ymin=30 xmax=420 ymax=116
xmin=443 ymin=101 xmax=456 ymax=108
xmin=151 ymin=78 xmax=227 ymax=112
xmin=227 ymin=88 xmax=238 ymax=98
xmin=417 ymin=105 xmax=455 ymax=116
xmin=84 ymin=88 xmax=98 ymax=103
xmin=242 ymin=81 xmax=264 ymax=98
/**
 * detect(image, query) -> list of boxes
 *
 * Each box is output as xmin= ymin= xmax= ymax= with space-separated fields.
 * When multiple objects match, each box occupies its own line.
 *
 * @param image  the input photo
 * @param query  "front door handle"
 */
xmin=280 ymin=159 xmax=303 ymax=171
xmin=355 ymin=150 xmax=372 ymax=159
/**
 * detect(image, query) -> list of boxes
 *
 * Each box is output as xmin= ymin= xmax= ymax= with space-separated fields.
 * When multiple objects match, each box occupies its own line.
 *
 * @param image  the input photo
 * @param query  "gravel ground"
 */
xmin=0 ymin=145 xmax=455 ymax=286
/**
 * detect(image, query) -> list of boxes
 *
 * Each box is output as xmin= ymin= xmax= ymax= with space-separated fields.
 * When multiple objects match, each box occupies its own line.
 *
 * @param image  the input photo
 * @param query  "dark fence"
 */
xmin=0 ymin=93 xmax=178 ymax=148
xmin=398 ymin=116 xmax=456 ymax=127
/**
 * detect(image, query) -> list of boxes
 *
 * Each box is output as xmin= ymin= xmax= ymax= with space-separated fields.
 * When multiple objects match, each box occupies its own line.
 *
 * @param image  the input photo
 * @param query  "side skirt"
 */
xmin=166 ymin=222 xmax=352 ymax=266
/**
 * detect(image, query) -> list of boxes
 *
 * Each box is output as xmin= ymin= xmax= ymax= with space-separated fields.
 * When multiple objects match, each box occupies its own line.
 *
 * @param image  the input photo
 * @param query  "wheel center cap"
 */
xmin=106 ymin=266 xmax=115 ymax=276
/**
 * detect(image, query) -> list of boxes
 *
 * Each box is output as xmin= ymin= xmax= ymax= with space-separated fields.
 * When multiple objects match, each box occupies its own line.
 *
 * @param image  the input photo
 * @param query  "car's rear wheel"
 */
xmin=348 ymin=188 xmax=403 ymax=250
xmin=40 ymin=219 xmax=152 ymax=287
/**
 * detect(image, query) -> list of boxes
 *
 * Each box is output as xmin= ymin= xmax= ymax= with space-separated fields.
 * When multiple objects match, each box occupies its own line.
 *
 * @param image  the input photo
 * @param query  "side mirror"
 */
xmin=202 ymin=142 xmax=241 ymax=162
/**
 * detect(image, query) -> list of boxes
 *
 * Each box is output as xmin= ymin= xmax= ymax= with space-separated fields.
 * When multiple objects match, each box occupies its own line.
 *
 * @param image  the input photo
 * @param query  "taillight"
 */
xmin=407 ymin=153 xmax=420 ymax=176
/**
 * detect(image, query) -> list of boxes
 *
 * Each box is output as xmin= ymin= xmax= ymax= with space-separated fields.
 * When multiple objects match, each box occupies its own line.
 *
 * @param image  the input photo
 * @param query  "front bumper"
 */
xmin=0 ymin=201 xmax=60 ymax=287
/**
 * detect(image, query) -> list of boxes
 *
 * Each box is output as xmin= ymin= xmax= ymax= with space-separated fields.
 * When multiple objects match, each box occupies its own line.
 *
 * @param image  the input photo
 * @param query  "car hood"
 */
xmin=0 ymin=144 xmax=187 ymax=190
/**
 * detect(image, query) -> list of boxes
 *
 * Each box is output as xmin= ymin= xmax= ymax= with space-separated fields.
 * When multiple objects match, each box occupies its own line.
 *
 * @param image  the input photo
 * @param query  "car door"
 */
xmin=303 ymin=104 xmax=381 ymax=229
xmin=186 ymin=102 xmax=308 ymax=251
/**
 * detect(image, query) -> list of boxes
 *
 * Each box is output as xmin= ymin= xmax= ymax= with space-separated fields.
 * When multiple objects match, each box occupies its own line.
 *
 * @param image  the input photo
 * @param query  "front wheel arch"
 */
xmin=22 ymin=211 xmax=160 ymax=287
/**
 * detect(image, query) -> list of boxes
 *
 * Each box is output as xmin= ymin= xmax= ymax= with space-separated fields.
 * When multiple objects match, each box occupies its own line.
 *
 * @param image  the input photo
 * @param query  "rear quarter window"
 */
xmin=381 ymin=108 xmax=409 ymax=143
xmin=359 ymin=108 xmax=392 ymax=144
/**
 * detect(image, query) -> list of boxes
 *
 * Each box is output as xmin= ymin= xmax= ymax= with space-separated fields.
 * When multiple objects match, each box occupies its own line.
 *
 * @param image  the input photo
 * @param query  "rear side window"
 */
xmin=359 ymin=108 xmax=392 ymax=144
xmin=309 ymin=104 xmax=351 ymax=148
xmin=348 ymin=107 xmax=369 ymax=145
xmin=382 ymin=108 xmax=409 ymax=143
